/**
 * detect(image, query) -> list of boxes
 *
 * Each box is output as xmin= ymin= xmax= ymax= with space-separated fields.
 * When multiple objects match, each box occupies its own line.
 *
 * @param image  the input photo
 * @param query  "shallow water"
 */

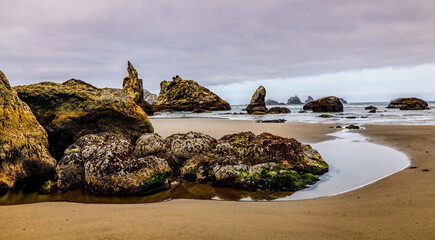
xmin=0 ymin=130 xmax=410 ymax=204
xmin=150 ymin=102 xmax=435 ymax=125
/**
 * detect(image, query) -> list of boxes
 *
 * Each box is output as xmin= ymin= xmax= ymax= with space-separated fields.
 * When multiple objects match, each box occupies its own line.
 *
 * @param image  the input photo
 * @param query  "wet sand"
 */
xmin=1 ymin=119 xmax=434 ymax=239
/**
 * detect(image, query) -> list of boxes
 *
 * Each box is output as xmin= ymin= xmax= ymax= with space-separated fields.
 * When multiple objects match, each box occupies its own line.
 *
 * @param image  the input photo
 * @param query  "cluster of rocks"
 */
xmin=246 ymin=86 xmax=291 ymax=115
xmin=152 ymin=75 xmax=231 ymax=112
xmin=50 ymin=131 xmax=328 ymax=195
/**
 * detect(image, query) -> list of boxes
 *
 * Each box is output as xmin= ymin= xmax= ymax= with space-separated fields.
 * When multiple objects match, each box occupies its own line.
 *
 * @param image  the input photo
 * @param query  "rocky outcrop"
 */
xmin=287 ymin=95 xmax=303 ymax=104
xmin=152 ymin=75 xmax=231 ymax=111
xmin=144 ymin=89 xmax=158 ymax=103
xmin=339 ymin=98 xmax=348 ymax=104
xmin=303 ymin=96 xmax=343 ymax=112
xmin=246 ymin=86 xmax=267 ymax=114
xmin=123 ymin=61 xmax=153 ymax=115
xmin=267 ymin=107 xmax=291 ymax=114
xmin=14 ymin=79 xmax=154 ymax=159
xmin=387 ymin=98 xmax=430 ymax=110
xmin=365 ymin=106 xmax=377 ymax=110
xmin=55 ymin=130 xmax=328 ymax=194
xmin=56 ymin=132 xmax=171 ymax=195
xmin=0 ymin=71 xmax=56 ymax=190
xmin=265 ymin=99 xmax=285 ymax=105
xmin=305 ymin=96 xmax=314 ymax=103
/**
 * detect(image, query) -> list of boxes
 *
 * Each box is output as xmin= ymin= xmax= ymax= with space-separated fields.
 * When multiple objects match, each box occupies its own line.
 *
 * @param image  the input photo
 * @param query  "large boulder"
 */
xmin=171 ymin=131 xmax=328 ymax=191
xmin=303 ymin=96 xmax=343 ymax=112
xmin=123 ymin=61 xmax=153 ymax=115
xmin=14 ymin=79 xmax=154 ymax=159
xmin=0 ymin=71 xmax=56 ymax=190
xmin=386 ymin=98 xmax=430 ymax=110
xmin=267 ymin=107 xmax=291 ymax=114
xmin=287 ymin=95 xmax=303 ymax=104
xmin=56 ymin=132 xmax=171 ymax=195
xmin=246 ymin=86 xmax=267 ymax=114
xmin=152 ymin=75 xmax=231 ymax=111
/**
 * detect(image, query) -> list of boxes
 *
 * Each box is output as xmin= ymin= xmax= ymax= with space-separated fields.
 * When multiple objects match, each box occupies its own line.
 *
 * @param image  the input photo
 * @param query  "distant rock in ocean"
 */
xmin=0 ymin=71 xmax=56 ymax=190
xmin=305 ymin=96 xmax=314 ymax=103
xmin=267 ymin=107 xmax=291 ymax=114
xmin=246 ymin=86 xmax=267 ymax=114
xmin=123 ymin=61 xmax=153 ymax=115
xmin=287 ymin=95 xmax=303 ymax=104
xmin=152 ymin=75 xmax=231 ymax=111
xmin=387 ymin=97 xmax=430 ymax=110
xmin=303 ymin=96 xmax=343 ymax=112
xmin=144 ymin=89 xmax=157 ymax=103
xmin=265 ymin=99 xmax=285 ymax=105
xmin=339 ymin=98 xmax=348 ymax=104
xmin=14 ymin=79 xmax=154 ymax=159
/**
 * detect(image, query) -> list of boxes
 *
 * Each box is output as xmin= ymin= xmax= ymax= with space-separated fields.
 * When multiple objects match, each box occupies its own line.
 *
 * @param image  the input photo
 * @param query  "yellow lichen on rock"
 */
xmin=0 ymin=71 xmax=56 ymax=189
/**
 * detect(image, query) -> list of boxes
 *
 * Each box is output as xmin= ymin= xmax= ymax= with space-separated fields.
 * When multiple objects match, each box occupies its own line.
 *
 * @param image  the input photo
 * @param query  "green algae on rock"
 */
xmin=123 ymin=61 xmax=154 ymax=115
xmin=14 ymin=79 xmax=154 ymax=160
xmin=303 ymin=96 xmax=343 ymax=112
xmin=152 ymin=75 xmax=231 ymax=111
xmin=0 ymin=71 xmax=56 ymax=190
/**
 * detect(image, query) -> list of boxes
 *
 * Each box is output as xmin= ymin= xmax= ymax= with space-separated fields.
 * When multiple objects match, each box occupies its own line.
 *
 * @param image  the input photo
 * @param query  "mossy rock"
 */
xmin=303 ymin=96 xmax=343 ymax=112
xmin=152 ymin=75 xmax=231 ymax=111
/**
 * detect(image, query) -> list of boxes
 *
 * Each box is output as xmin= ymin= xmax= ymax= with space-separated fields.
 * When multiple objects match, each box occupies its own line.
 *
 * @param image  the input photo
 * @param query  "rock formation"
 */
xmin=305 ymin=96 xmax=314 ymax=103
xmin=152 ymin=75 xmax=231 ymax=111
xmin=365 ymin=106 xmax=377 ymax=110
xmin=14 ymin=79 xmax=154 ymax=159
xmin=56 ymin=133 xmax=171 ymax=195
xmin=287 ymin=95 xmax=303 ymax=104
xmin=339 ymin=98 xmax=348 ymax=104
xmin=303 ymin=96 xmax=343 ymax=112
xmin=387 ymin=98 xmax=430 ymax=110
xmin=123 ymin=61 xmax=153 ymax=115
xmin=267 ymin=107 xmax=291 ymax=114
xmin=246 ymin=86 xmax=267 ymax=114
xmin=55 ymin=130 xmax=328 ymax=194
xmin=265 ymin=99 xmax=285 ymax=105
xmin=0 ymin=71 xmax=56 ymax=190
xmin=144 ymin=89 xmax=158 ymax=103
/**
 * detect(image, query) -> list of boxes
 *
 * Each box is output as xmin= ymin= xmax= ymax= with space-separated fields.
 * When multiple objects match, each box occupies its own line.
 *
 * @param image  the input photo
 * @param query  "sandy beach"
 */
xmin=1 ymin=119 xmax=434 ymax=240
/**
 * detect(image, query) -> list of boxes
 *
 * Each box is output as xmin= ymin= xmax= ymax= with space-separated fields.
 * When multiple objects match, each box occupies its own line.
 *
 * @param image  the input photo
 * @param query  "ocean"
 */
xmin=150 ymin=101 xmax=435 ymax=125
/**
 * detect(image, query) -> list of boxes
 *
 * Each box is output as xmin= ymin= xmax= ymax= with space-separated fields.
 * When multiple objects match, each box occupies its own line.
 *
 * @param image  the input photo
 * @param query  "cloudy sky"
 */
xmin=1 ymin=0 xmax=434 ymax=103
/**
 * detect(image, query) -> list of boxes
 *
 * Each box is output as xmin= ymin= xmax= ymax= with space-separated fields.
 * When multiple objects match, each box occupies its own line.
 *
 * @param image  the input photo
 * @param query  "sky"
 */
xmin=1 ymin=0 xmax=434 ymax=104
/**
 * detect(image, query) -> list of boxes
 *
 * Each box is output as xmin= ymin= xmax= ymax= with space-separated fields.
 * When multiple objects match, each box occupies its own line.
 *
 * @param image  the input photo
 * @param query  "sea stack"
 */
xmin=246 ymin=86 xmax=267 ymax=114
xmin=143 ymin=89 xmax=157 ymax=103
xmin=305 ymin=96 xmax=314 ymax=103
xmin=152 ymin=75 xmax=231 ymax=111
xmin=386 ymin=97 xmax=430 ymax=110
xmin=303 ymin=96 xmax=343 ymax=112
xmin=287 ymin=95 xmax=303 ymax=104
xmin=14 ymin=79 xmax=154 ymax=159
xmin=0 ymin=71 xmax=56 ymax=190
xmin=123 ymin=61 xmax=153 ymax=115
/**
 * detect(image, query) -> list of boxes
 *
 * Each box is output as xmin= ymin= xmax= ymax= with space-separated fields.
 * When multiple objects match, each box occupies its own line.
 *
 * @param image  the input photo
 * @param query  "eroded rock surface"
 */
xmin=303 ymin=96 xmax=343 ymax=112
xmin=0 ymin=71 xmax=56 ymax=190
xmin=123 ymin=61 xmax=153 ymax=115
xmin=57 ymin=133 xmax=171 ymax=195
xmin=14 ymin=79 xmax=154 ymax=159
xmin=152 ymin=75 xmax=231 ymax=111
xmin=267 ymin=107 xmax=291 ymax=114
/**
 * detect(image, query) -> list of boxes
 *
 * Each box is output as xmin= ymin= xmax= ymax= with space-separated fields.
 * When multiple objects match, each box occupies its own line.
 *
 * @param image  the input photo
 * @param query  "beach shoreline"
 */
xmin=1 ymin=119 xmax=434 ymax=239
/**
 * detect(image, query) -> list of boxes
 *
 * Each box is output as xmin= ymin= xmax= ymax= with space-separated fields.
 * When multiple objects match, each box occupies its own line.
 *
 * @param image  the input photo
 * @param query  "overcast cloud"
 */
xmin=1 ymin=0 xmax=434 ymax=102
